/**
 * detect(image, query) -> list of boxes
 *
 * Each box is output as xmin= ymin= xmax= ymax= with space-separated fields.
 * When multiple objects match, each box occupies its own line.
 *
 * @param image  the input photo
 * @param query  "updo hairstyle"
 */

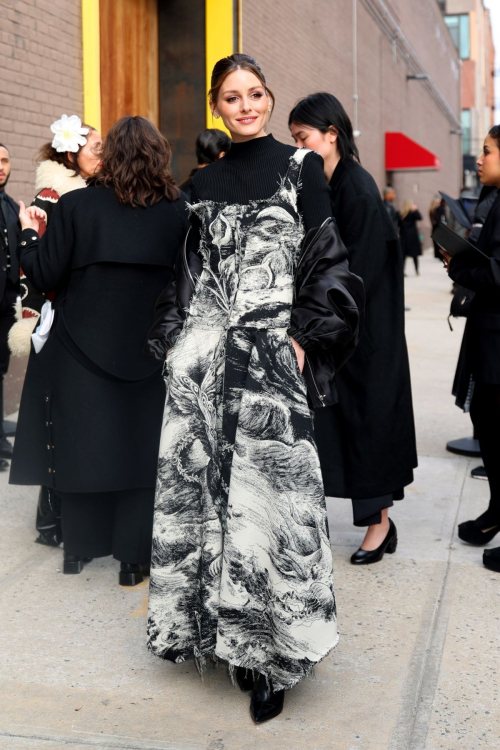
xmin=208 ymin=53 xmax=275 ymax=114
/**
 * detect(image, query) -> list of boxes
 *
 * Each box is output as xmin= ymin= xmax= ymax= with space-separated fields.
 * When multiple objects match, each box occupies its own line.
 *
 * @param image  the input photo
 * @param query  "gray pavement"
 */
xmin=1 ymin=251 xmax=498 ymax=750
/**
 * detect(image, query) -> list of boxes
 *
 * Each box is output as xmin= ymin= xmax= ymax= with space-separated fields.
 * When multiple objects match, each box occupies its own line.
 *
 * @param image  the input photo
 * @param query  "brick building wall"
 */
xmin=0 ymin=0 xmax=84 ymax=205
xmin=0 ymin=0 xmax=83 ymax=413
xmin=242 ymin=0 xmax=462 ymax=243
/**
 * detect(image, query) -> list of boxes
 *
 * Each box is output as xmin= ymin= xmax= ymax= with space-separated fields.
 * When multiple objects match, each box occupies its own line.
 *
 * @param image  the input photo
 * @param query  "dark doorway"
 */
xmin=158 ymin=0 xmax=206 ymax=184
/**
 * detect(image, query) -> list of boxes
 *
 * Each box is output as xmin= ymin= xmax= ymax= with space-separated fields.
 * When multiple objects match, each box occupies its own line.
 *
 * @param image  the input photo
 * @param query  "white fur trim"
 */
xmin=8 ymin=317 xmax=38 ymax=357
xmin=13 ymin=296 xmax=23 ymax=322
xmin=35 ymin=160 xmax=87 ymax=196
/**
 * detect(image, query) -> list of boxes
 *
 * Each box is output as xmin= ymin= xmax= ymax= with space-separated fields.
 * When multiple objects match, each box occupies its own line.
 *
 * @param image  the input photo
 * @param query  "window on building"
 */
xmin=461 ymin=110 xmax=471 ymax=155
xmin=445 ymin=14 xmax=470 ymax=59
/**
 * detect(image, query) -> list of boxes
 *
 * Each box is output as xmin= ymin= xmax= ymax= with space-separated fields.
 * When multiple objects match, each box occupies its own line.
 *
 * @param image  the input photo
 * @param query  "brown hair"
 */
xmin=38 ymin=123 xmax=95 ymax=177
xmin=90 ymin=116 xmax=180 ymax=207
xmin=208 ymin=54 xmax=275 ymax=113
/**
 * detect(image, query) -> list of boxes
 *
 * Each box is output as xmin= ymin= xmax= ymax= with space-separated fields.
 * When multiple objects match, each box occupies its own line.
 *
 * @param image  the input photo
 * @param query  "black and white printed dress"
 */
xmin=148 ymin=136 xmax=338 ymax=691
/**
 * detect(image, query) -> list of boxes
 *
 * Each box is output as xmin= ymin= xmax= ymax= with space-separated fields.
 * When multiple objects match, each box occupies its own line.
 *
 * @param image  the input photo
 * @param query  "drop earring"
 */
xmin=214 ymin=113 xmax=220 ymax=119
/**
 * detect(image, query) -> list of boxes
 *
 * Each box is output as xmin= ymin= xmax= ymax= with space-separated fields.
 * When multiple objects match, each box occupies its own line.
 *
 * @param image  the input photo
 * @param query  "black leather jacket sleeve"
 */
xmin=145 ymin=226 xmax=203 ymax=359
xmin=287 ymin=218 xmax=364 ymax=360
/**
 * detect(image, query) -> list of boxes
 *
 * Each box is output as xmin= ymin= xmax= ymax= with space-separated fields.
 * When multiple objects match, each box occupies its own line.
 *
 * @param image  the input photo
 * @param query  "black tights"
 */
xmin=404 ymin=256 xmax=419 ymax=274
xmin=470 ymin=384 xmax=500 ymax=527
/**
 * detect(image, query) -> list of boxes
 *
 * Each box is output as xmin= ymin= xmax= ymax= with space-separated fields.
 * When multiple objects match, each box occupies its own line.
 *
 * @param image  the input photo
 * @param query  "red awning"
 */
xmin=385 ymin=132 xmax=441 ymax=171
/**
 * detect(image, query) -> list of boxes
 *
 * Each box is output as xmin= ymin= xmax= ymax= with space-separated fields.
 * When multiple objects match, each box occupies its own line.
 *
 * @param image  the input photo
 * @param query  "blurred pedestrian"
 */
xmin=146 ymin=55 xmax=363 ymax=723
xmin=399 ymin=200 xmax=423 ymax=275
xmin=0 ymin=143 xmax=20 ymax=472
xmin=430 ymin=197 xmax=446 ymax=258
xmin=443 ymin=125 xmax=500 ymax=572
xmin=383 ymin=186 xmax=399 ymax=232
xmin=289 ymin=92 xmax=417 ymax=564
xmin=179 ymin=128 xmax=231 ymax=200
xmin=10 ymin=116 xmax=189 ymax=585
xmin=8 ymin=115 xmax=101 ymax=548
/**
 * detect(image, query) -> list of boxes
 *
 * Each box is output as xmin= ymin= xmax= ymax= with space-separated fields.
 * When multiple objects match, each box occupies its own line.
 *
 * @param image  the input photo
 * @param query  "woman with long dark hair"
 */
xmin=10 ymin=116 xmax=188 ymax=584
xmin=179 ymin=128 xmax=231 ymax=200
xmin=145 ymin=55 xmax=363 ymax=722
xmin=443 ymin=125 xmax=500 ymax=572
xmin=289 ymin=93 xmax=417 ymax=564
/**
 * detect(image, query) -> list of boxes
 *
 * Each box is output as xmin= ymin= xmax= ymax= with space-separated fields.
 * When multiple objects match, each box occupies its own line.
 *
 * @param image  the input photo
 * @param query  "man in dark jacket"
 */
xmin=383 ymin=187 xmax=399 ymax=232
xmin=0 ymin=144 xmax=20 ymax=467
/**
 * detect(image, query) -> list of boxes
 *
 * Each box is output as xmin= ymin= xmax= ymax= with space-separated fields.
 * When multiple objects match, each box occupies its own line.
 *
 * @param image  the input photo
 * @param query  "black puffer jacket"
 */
xmin=145 ymin=217 xmax=364 ymax=407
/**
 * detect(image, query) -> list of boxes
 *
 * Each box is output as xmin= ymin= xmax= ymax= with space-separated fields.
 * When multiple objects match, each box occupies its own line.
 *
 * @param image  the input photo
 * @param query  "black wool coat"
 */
xmin=314 ymin=158 xmax=417 ymax=499
xmin=0 ymin=192 xmax=20 ymax=299
xmin=10 ymin=185 xmax=189 ymax=492
xmin=399 ymin=210 xmax=423 ymax=258
xmin=449 ymin=190 xmax=500 ymax=388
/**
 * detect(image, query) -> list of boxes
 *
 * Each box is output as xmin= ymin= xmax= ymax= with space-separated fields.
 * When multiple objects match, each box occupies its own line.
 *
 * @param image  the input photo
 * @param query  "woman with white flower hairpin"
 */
xmin=10 ymin=115 xmax=189 ymax=585
xmin=8 ymin=115 xmax=101 ymax=549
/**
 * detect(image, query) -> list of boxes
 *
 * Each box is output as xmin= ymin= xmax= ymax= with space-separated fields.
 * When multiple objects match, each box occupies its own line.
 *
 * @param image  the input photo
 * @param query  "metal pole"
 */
xmin=353 ymin=0 xmax=360 ymax=137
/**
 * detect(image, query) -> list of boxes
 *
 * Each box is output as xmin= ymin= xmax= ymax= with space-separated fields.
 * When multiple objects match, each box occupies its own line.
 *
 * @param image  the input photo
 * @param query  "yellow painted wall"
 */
xmin=81 ymin=0 xmax=102 ymax=132
xmin=205 ymin=0 xmax=235 ymax=129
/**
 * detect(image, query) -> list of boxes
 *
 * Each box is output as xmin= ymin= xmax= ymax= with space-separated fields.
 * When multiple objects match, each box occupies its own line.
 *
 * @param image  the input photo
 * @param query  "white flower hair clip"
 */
xmin=50 ymin=114 xmax=89 ymax=153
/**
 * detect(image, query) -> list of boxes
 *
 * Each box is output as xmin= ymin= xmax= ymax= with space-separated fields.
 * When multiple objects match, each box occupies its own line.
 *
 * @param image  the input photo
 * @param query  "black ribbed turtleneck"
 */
xmin=190 ymin=134 xmax=331 ymax=232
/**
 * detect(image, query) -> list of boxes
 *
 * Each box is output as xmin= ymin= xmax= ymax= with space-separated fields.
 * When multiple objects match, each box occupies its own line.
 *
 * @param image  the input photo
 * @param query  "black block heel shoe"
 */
xmin=458 ymin=520 xmax=500 ymax=546
xmin=250 ymin=673 xmax=284 ymax=724
xmin=236 ymin=666 xmax=254 ymax=692
xmin=63 ymin=554 xmax=92 ymax=574
xmin=119 ymin=562 xmax=149 ymax=586
xmin=483 ymin=546 xmax=500 ymax=573
xmin=350 ymin=518 xmax=398 ymax=565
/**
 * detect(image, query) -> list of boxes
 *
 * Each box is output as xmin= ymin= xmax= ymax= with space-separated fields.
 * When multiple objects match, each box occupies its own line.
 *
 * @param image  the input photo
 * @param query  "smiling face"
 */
xmin=477 ymin=135 xmax=500 ymax=188
xmin=211 ymin=69 xmax=271 ymax=142
xmin=0 ymin=146 xmax=11 ymax=190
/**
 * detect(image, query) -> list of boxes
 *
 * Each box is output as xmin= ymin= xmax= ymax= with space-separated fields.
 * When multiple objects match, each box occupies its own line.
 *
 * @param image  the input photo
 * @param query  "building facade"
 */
xmin=1 ymin=0 xmax=463 ymax=412
xmin=445 ymin=0 xmax=495 ymax=188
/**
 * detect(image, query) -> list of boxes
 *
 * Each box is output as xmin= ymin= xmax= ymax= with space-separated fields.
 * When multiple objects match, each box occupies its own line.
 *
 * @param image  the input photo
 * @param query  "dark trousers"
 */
xmin=470 ymin=384 xmax=500 ymax=520
xmin=352 ymin=488 xmax=404 ymax=527
xmin=61 ymin=488 xmax=155 ymax=563
xmin=0 ymin=284 xmax=17 ymax=437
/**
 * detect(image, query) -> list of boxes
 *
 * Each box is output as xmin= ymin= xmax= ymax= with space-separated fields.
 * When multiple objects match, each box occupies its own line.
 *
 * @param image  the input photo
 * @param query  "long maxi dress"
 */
xmin=147 ymin=136 xmax=339 ymax=692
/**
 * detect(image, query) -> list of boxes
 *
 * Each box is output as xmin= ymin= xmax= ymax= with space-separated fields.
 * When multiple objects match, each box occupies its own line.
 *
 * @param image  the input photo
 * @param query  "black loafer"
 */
xmin=63 ymin=554 xmax=92 ymax=574
xmin=119 ymin=562 xmax=149 ymax=586
xmin=350 ymin=518 xmax=398 ymax=565
xmin=0 ymin=458 xmax=9 ymax=472
xmin=236 ymin=666 xmax=254 ymax=692
xmin=250 ymin=673 xmax=284 ymax=724
xmin=458 ymin=521 xmax=500 ymax=546
xmin=483 ymin=547 xmax=500 ymax=573
xmin=471 ymin=465 xmax=488 ymax=480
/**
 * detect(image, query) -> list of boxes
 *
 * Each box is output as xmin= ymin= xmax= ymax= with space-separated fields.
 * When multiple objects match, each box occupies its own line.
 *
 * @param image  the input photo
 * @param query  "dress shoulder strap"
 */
xmin=284 ymin=147 xmax=312 ymax=188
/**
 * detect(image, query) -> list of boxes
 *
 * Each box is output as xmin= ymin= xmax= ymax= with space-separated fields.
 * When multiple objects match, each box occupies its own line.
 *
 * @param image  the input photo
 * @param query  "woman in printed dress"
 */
xmin=145 ymin=54 xmax=364 ymax=723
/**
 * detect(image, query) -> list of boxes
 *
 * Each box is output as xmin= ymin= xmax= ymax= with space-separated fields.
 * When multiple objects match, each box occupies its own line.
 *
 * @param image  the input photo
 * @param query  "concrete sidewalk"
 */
xmin=0 ymin=252 xmax=498 ymax=750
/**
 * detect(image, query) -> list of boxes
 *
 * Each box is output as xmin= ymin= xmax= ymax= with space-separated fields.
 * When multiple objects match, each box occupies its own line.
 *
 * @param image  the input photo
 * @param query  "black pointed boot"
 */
xmin=250 ymin=673 xmax=285 ymax=723
xmin=236 ymin=666 xmax=254 ymax=692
